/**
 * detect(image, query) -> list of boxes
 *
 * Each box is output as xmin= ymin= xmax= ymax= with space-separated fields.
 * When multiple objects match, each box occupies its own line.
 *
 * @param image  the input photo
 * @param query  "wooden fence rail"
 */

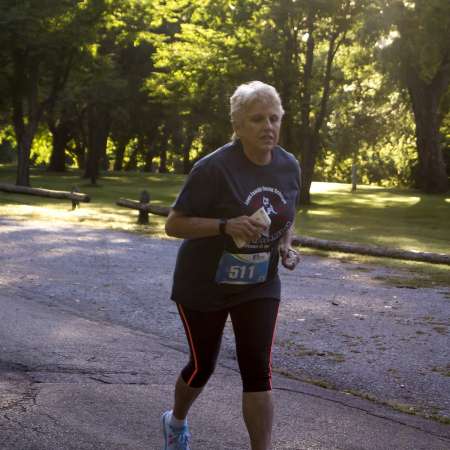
xmin=119 ymin=194 xmax=449 ymax=265
xmin=0 ymin=183 xmax=90 ymax=209
xmin=291 ymin=236 xmax=450 ymax=266
xmin=116 ymin=190 xmax=170 ymax=224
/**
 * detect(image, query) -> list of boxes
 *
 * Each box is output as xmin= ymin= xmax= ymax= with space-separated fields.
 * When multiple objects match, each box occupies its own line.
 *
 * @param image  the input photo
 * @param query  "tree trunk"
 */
xmin=156 ymin=125 xmax=169 ymax=173
xmin=11 ymin=51 xmax=41 ymax=187
xmin=143 ymin=150 xmax=155 ymax=172
xmin=49 ymin=120 xmax=72 ymax=172
xmin=297 ymin=10 xmax=315 ymax=204
xmin=278 ymin=14 xmax=299 ymax=153
xmin=84 ymin=106 xmax=99 ymax=183
xmin=84 ymin=103 xmax=110 ymax=183
xmin=408 ymin=81 xmax=449 ymax=193
xmin=182 ymin=145 xmax=190 ymax=174
xmin=299 ymin=133 xmax=320 ymax=204
xmin=125 ymin=146 xmax=138 ymax=171
xmin=159 ymin=148 xmax=168 ymax=173
xmin=11 ymin=43 xmax=75 ymax=185
xmin=298 ymin=23 xmax=342 ymax=204
xmin=100 ymin=134 xmax=109 ymax=172
xmin=280 ymin=80 xmax=296 ymax=152
xmin=73 ymin=140 xmax=86 ymax=170
xmin=351 ymin=162 xmax=358 ymax=192
xmin=113 ymin=138 xmax=127 ymax=171
xmin=15 ymin=130 xmax=35 ymax=187
xmin=182 ymin=131 xmax=195 ymax=174
xmin=75 ymin=109 xmax=88 ymax=171
xmin=143 ymin=131 xmax=159 ymax=172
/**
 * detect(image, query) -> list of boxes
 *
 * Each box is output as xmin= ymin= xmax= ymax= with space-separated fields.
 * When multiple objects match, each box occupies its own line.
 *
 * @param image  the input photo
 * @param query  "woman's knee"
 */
xmin=181 ymin=361 xmax=217 ymax=388
xmin=239 ymin=350 xmax=272 ymax=392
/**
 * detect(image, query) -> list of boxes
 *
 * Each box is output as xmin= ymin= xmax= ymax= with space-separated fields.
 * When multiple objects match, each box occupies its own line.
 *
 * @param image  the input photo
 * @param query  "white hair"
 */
xmin=230 ymin=81 xmax=284 ymax=141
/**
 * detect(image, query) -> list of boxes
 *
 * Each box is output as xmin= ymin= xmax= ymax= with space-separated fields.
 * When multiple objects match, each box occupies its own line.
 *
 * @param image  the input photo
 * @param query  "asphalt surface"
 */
xmin=0 ymin=217 xmax=449 ymax=449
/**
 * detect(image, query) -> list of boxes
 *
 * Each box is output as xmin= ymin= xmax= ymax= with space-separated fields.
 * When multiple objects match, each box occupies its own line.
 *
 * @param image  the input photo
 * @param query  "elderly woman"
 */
xmin=161 ymin=81 xmax=301 ymax=450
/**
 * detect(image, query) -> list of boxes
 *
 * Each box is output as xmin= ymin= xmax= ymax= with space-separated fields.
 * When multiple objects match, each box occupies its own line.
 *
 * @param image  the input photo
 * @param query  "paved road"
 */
xmin=0 ymin=218 xmax=449 ymax=449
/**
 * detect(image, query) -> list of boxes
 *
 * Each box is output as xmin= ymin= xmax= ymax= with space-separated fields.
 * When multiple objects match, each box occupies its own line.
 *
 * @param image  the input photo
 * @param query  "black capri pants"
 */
xmin=177 ymin=297 xmax=279 ymax=392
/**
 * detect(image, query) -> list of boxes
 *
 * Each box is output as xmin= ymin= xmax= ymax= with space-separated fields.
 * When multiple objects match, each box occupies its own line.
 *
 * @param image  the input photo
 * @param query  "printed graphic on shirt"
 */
xmin=262 ymin=196 xmax=277 ymax=217
xmin=244 ymin=186 xmax=292 ymax=249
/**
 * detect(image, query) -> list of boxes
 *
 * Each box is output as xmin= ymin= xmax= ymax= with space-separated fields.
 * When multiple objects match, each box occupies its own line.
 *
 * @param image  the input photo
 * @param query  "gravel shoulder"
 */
xmin=1 ymin=217 xmax=449 ymax=422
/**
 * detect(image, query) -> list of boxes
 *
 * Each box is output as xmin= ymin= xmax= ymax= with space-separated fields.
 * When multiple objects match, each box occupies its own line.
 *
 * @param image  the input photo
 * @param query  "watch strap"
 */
xmin=219 ymin=218 xmax=228 ymax=236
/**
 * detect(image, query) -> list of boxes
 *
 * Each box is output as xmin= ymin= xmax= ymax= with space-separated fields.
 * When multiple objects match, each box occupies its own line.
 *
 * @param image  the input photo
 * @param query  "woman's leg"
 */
xmin=242 ymin=391 xmax=274 ymax=450
xmin=230 ymin=298 xmax=280 ymax=450
xmin=172 ymin=376 xmax=204 ymax=421
xmin=172 ymin=303 xmax=229 ymax=420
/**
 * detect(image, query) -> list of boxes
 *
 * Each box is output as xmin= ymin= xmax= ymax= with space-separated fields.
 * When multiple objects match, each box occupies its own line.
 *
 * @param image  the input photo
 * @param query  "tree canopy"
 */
xmin=0 ymin=0 xmax=448 ymax=197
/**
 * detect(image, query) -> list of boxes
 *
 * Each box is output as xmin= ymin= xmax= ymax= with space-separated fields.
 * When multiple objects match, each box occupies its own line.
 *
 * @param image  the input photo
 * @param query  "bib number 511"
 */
xmin=228 ymin=265 xmax=255 ymax=280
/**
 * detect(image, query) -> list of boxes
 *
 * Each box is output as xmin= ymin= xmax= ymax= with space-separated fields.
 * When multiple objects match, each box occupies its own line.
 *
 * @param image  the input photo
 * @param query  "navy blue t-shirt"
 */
xmin=170 ymin=140 xmax=301 ymax=311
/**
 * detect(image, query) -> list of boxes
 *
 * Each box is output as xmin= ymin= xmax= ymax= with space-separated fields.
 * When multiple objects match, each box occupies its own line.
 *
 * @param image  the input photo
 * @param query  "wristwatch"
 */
xmin=218 ymin=218 xmax=228 ymax=236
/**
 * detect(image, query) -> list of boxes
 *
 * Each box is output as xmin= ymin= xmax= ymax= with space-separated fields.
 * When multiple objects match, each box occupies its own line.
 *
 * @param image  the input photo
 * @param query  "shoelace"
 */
xmin=170 ymin=426 xmax=191 ymax=449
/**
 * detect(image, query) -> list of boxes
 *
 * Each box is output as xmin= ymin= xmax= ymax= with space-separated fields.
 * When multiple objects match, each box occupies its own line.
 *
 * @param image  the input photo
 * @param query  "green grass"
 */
xmin=0 ymin=165 xmax=183 ymax=236
xmin=1 ymin=165 xmax=449 ymax=256
xmin=299 ymin=182 xmax=450 ymax=255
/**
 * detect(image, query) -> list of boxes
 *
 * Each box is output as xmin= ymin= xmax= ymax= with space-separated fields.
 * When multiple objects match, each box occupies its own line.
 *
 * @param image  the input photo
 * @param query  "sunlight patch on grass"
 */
xmin=348 ymin=196 xmax=421 ymax=207
xmin=310 ymin=181 xmax=355 ymax=193
xmin=301 ymin=209 xmax=334 ymax=217
xmin=1 ymin=203 xmax=167 ymax=238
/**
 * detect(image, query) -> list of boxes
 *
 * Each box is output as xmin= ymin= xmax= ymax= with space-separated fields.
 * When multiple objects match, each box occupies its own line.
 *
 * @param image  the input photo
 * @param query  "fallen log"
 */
xmin=115 ymin=199 xmax=449 ymax=265
xmin=292 ymin=235 xmax=450 ymax=266
xmin=0 ymin=183 xmax=90 ymax=207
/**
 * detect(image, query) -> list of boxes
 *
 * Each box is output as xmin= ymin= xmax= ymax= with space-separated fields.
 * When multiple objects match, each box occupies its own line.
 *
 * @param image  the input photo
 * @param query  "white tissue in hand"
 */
xmin=233 ymin=207 xmax=271 ymax=248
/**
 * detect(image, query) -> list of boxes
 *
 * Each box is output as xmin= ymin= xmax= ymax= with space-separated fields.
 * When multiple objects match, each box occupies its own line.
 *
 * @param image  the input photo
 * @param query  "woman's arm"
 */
xmin=165 ymin=209 xmax=266 ymax=242
xmin=165 ymin=210 xmax=222 ymax=239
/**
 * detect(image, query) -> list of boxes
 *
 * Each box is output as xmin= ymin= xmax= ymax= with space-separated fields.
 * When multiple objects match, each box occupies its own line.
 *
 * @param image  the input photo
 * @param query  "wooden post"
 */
xmin=138 ymin=190 xmax=150 ymax=224
xmin=351 ymin=162 xmax=358 ymax=192
xmin=71 ymin=186 xmax=80 ymax=210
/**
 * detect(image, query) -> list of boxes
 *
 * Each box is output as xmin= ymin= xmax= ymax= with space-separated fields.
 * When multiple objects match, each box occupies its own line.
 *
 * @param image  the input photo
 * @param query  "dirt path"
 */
xmin=1 ymin=217 xmax=449 ymax=422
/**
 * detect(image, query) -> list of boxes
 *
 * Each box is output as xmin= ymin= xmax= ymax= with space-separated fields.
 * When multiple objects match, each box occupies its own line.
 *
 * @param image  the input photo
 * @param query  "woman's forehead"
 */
xmin=245 ymin=99 xmax=281 ymax=114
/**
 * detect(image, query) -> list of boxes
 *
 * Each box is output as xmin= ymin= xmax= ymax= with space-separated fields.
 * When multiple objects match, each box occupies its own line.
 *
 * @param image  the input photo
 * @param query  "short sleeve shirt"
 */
xmin=170 ymin=140 xmax=301 ymax=311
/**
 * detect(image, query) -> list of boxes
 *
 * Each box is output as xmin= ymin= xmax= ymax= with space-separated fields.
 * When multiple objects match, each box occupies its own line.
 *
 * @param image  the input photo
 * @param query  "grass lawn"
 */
xmin=0 ymin=165 xmax=182 ymax=236
xmin=1 ymin=164 xmax=449 ymax=257
xmin=300 ymin=182 xmax=450 ymax=255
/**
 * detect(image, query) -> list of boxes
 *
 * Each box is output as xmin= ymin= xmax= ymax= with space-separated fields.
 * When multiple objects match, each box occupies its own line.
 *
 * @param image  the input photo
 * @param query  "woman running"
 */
xmin=161 ymin=81 xmax=301 ymax=450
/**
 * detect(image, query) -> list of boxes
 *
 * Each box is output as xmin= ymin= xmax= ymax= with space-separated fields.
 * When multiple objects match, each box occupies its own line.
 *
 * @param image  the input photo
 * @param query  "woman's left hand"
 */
xmin=279 ymin=246 xmax=300 ymax=270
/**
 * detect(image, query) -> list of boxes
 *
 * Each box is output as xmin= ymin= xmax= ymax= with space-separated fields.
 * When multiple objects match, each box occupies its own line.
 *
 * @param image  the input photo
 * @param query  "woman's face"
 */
xmin=235 ymin=100 xmax=282 ymax=156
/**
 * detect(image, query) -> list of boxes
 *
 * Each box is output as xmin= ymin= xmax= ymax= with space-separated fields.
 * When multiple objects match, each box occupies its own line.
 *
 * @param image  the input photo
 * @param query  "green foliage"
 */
xmin=322 ymin=38 xmax=418 ymax=187
xmin=0 ymin=0 xmax=448 ymax=189
xmin=378 ymin=0 xmax=450 ymax=83
xmin=30 ymin=129 xmax=52 ymax=167
xmin=147 ymin=0 xmax=251 ymax=150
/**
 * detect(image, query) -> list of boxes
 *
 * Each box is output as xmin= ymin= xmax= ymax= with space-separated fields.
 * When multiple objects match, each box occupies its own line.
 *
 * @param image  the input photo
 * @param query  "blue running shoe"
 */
xmin=161 ymin=410 xmax=191 ymax=450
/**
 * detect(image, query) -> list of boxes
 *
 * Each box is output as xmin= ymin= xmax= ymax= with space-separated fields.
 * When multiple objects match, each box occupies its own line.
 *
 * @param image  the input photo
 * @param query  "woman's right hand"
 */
xmin=225 ymin=215 xmax=267 ymax=244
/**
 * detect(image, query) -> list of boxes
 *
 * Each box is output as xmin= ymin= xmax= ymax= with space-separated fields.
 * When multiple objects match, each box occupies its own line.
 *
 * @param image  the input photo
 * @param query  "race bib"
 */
xmin=215 ymin=251 xmax=270 ymax=285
